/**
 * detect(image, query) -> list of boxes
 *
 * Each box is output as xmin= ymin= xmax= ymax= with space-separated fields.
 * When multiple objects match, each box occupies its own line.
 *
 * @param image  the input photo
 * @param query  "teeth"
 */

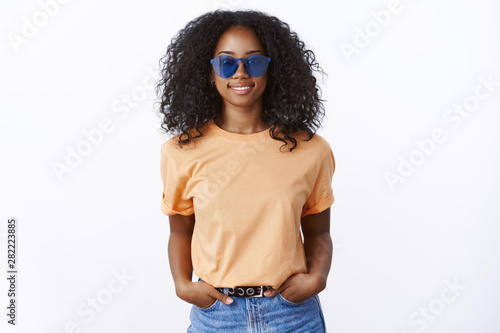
xmin=231 ymin=86 xmax=252 ymax=90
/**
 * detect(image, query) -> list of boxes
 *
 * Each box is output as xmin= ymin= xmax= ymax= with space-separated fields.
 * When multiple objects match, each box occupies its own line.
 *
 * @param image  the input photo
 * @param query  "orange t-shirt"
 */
xmin=160 ymin=119 xmax=335 ymax=289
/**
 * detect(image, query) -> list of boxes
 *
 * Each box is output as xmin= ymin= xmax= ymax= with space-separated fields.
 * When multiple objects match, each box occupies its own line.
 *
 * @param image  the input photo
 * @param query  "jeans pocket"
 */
xmin=195 ymin=298 xmax=220 ymax=312
xmin=277 ymin=292 xmax=308 ymax=306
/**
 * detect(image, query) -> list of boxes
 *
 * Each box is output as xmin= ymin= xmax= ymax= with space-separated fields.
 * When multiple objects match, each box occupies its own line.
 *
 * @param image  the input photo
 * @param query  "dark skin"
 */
xmin=211 ymin=25 xmax=271 ymax=133
xmin=168 ymin=25 xmax=333 ymax=308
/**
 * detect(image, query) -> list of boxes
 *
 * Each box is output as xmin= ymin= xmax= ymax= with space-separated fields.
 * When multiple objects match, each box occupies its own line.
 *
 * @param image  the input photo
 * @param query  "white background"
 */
xmin=1 ymin=0 xmax=499 ymax=332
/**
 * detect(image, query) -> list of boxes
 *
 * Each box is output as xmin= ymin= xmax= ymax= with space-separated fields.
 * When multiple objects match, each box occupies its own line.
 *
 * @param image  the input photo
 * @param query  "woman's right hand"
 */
xmin=176 ymin=280 xmax=234 ymax=308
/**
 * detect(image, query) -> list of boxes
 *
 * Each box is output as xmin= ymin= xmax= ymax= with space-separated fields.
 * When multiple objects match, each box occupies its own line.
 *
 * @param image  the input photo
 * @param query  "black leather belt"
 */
xmin=216 ymin=286 xmax=271 ymax=298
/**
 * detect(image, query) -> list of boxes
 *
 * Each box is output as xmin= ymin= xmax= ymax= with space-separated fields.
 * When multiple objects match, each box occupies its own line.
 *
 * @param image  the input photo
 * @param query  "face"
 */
xmin=211 ymin=26 xmax=268 ymax=109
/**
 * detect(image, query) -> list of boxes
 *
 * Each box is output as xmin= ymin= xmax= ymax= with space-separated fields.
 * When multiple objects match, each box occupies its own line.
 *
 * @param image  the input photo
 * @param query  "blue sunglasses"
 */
xmin=210 ymin=54 xmax=271 ymax=78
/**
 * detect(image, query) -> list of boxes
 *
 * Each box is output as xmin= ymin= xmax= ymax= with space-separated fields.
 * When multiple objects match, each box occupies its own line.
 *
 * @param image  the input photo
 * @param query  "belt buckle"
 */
xmin=251 ymin=286 xmax=265 ymax=298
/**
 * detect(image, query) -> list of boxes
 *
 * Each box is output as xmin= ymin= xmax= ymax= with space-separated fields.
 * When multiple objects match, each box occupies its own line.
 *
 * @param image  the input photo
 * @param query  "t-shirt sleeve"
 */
xmin=301 ymin=147 xmax=335 ymax=218
xmin=159 ymin=143 xmax=194 ymax=216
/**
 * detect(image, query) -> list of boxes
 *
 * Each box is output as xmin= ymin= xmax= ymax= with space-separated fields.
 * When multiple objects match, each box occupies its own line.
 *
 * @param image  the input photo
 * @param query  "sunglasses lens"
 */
xmin=211 ymin=55 xmax=270 ymax=78
xmin=245 ymin=55 xmax=270 ymax=77
xmin=221 ymin=56 xmax=237 ymax=78
xmin=211 ymin=56 xmax=237 ymax=78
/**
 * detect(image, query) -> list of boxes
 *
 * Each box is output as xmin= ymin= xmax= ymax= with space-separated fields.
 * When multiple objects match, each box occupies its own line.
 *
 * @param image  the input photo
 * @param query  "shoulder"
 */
xmin=160 ymin=134 xmax=197 ymax=172
xmin=293 ymin=130 xmax=332 ymax=157
xmin=309 ymin=132 xmax=332 ymax=150
xmin=161 ymin=133 xmax=183 ymax=152
xmin=161 ymin=122 xmax=212 ymax=156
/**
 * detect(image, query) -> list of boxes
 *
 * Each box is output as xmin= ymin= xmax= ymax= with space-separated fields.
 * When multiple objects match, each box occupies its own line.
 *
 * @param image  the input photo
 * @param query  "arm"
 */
xmin=301 ymin=207 xmax=333 ymax=291
xmin=167 ymin=213 xmax=234 ymax=306
xmin=167 ymin=213 xmax=196 ymax=295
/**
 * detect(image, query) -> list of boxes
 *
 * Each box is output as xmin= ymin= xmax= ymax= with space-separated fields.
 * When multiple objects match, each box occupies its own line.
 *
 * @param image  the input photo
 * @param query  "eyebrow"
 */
xmin=217 ymin=50 xmax=263 ymax=55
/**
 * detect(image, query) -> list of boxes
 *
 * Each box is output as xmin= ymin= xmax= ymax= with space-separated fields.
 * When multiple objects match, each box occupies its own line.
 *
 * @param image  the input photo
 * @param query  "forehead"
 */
xmin=214 ymin=26 xmax=264 ymax=53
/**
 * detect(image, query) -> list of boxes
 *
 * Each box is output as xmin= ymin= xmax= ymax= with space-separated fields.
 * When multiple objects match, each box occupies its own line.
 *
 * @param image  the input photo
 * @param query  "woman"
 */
xmin=156 ymin=9 xmax=335 ymax=332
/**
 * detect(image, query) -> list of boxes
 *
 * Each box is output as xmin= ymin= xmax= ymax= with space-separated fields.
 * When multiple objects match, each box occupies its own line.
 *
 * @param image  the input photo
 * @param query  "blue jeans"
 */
xmin=187 ymin=278 xmax=327 ymax=332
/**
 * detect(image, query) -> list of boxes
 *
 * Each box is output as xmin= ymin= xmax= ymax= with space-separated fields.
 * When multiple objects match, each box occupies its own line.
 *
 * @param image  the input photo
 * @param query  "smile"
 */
xmin=229 ymin=85 xmax=255 ymax=94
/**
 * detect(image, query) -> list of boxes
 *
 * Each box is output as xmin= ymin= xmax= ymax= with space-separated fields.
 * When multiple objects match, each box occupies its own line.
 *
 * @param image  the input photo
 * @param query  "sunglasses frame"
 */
xmin=210 ymin=54 xmax=271 ymax=78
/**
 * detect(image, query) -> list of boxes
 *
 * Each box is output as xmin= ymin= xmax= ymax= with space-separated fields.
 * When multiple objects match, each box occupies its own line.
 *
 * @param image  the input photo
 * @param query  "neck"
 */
xmin=216 ymin=101 xmax=270 ymax=134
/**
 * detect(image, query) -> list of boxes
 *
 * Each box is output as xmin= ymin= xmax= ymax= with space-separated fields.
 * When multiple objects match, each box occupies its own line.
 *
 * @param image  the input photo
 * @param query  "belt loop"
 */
xmin=223 ymin=288 xmax=229 ymax=295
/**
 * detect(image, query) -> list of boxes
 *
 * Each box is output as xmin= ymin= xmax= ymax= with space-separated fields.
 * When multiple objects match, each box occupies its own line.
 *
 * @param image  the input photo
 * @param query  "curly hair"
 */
xmin=155 ymin=9 xmax=327 ymax=152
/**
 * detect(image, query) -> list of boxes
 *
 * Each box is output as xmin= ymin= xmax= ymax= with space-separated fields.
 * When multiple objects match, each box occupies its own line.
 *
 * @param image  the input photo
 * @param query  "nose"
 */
xmin=232 ymin=60 xmax=249 ymax=79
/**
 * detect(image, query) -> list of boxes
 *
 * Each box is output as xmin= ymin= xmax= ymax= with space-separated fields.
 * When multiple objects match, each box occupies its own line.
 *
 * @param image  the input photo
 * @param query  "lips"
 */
xmin=228 ymin=83 xmax=255 ymax=95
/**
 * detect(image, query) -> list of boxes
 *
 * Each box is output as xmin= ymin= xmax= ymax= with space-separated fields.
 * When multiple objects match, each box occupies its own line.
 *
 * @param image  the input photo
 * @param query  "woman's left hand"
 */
xmin=263 ymin=272 xmax=326 ymax=303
